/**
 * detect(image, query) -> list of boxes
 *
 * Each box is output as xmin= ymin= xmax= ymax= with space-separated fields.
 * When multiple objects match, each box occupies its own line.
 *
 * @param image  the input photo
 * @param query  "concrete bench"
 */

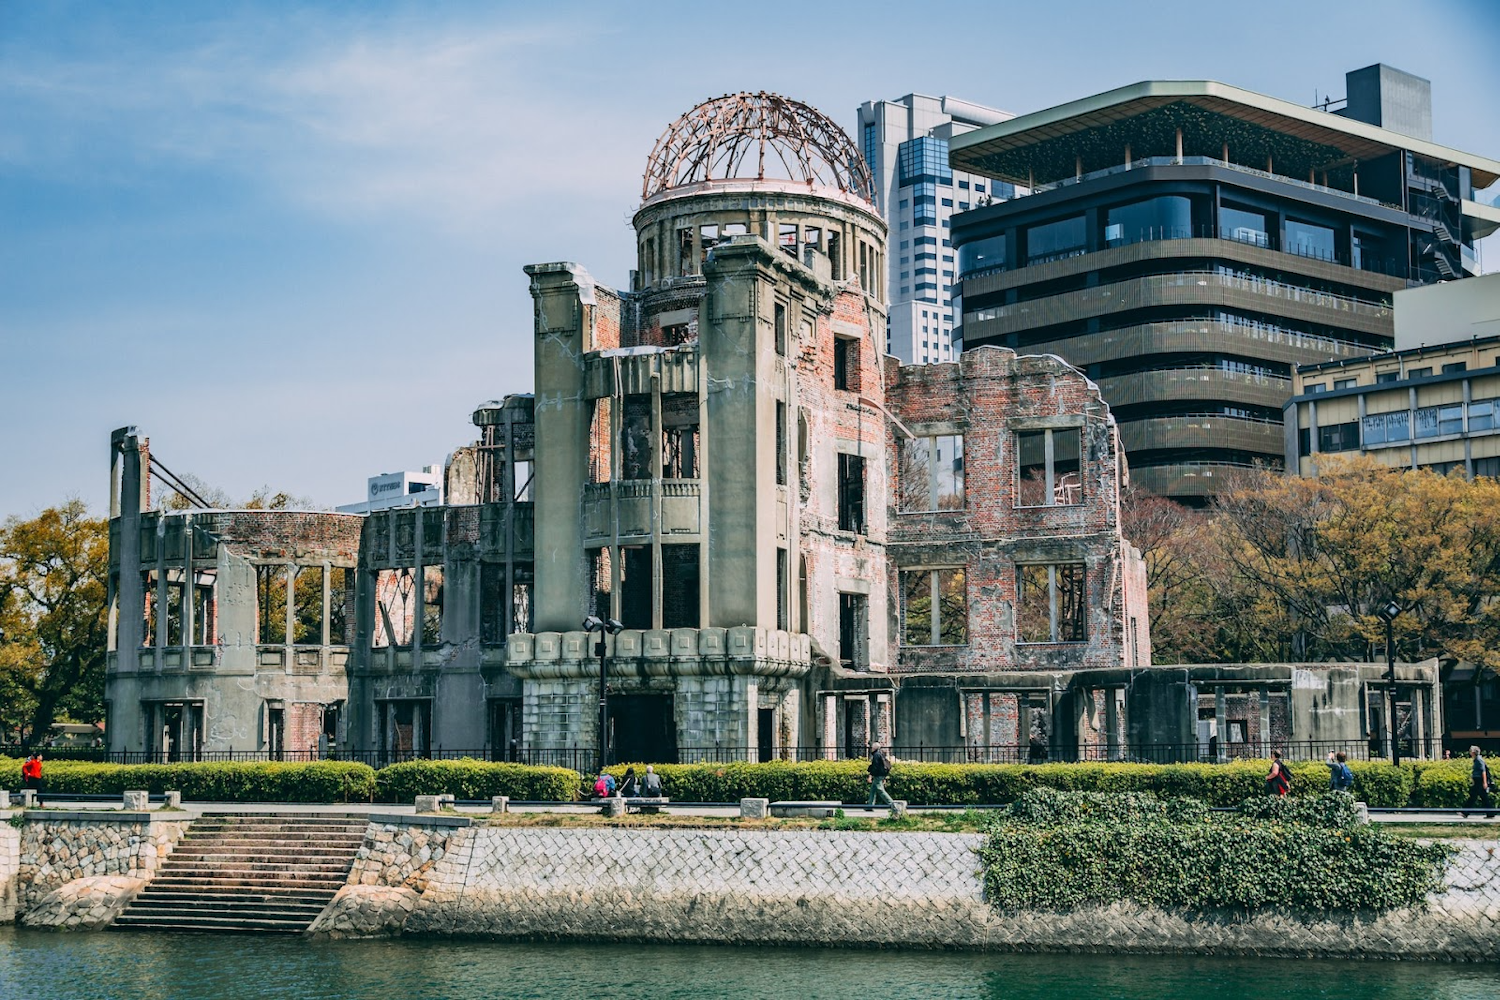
xmin=624 ymin=796 xmax=670 ymax=815
xmin=769 ymin=800 xmax=841 ymax=819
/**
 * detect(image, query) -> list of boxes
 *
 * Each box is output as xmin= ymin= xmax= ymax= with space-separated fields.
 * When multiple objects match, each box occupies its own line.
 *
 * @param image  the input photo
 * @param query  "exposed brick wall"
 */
xmin=883 ymin=347 xmax=1131 ymax=674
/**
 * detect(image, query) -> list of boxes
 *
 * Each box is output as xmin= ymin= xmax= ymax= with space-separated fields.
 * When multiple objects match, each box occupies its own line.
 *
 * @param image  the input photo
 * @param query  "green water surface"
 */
xmin=1 ymin=928 xmax=1497 ymax=1000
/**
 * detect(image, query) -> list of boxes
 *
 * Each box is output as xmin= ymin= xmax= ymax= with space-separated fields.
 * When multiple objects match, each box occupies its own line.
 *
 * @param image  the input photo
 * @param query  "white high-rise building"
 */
xmin=857 ymin=94 xmax=1016 ymax=364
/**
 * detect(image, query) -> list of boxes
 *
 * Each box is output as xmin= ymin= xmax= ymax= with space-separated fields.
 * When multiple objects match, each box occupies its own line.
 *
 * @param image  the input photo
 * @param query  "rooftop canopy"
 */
xmin=949 ymin=80 xmax=1500 ymax=191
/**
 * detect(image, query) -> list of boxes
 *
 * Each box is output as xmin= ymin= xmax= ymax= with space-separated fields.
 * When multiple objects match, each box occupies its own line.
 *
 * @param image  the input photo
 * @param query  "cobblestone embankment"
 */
xmin=310 ymin=822 xmax=1500 ymax=961
xmin=12 ymin=812 xmax=189 ymax=929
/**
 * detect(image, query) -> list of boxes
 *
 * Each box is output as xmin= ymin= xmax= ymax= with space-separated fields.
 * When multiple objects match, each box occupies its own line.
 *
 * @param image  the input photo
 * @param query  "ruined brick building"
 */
xmin=111 ymin=92 xmax=1435 ymax=766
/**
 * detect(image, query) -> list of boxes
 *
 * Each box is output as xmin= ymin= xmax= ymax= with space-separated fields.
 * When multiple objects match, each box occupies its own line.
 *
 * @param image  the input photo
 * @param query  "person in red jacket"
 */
xmin=21 ymin=752 xmax=43 ymax=805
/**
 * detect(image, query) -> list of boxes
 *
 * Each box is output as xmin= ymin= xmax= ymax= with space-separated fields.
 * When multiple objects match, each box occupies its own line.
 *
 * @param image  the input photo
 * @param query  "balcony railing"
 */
xmin=1030 ymin=155 xmax=1399 ymax=210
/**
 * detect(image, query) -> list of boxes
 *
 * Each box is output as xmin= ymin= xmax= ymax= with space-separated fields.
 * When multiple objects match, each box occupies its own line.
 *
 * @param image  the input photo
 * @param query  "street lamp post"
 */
xmin=1376 ymin=600 xmax=1403 ymax=767
xmin=583 ymin=615 xmax=625 ymax=774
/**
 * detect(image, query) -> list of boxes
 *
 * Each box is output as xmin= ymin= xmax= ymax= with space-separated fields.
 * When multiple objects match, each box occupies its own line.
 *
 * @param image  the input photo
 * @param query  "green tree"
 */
xmin=0 ymin=501 xmax=109 ymax=746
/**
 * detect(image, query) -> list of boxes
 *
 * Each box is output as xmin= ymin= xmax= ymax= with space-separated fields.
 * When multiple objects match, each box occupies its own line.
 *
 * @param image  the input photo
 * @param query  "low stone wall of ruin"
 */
xmin=312 ymin=821 xmax=1500 ymax=961
xmin=9 ymin=811 xmax=189 ymax=928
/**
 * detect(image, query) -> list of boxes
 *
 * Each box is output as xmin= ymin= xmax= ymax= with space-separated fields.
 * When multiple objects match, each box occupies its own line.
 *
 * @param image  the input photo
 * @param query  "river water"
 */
xmin=1 ymin=928 xmax=1497 ymax=1000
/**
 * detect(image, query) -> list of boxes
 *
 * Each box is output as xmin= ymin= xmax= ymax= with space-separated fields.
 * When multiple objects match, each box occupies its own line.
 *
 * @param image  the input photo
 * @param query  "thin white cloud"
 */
xmin=0 ymin=11 xmax=652 ymax=233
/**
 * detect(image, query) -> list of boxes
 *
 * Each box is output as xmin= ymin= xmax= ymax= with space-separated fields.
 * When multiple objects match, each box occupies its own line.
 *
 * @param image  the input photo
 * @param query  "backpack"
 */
xmin=594 ymin=777 xmax=609 ymax=797
xmin=1337 ymin=763 xmax=1354 ymax=790
xmin=869 ymin=751 xmax=890 ymax=777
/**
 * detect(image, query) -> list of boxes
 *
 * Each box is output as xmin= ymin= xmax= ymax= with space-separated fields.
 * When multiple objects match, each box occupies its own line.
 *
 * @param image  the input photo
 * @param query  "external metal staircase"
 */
xmin=112 ymin=812 xmax=367 ymax=934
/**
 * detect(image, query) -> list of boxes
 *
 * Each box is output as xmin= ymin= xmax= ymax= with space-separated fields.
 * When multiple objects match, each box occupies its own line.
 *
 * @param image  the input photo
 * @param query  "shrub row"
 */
xmin=600 ymin=758 xmax=1424 ymax=807
xmin=375 ymin=759 xmax=579 ymax=803
xmin=0 ymin=759 xmax=377 ymax=803
xmin=0 ymin=756 xmax=1486 ymax=807
xmin=979 ymin=789 xmax=1451 ymax=913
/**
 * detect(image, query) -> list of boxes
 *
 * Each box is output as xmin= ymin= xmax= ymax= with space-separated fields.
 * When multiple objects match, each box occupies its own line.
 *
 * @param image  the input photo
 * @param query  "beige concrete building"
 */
xmin=1285 ymin=272 xmax=1500 ymax=477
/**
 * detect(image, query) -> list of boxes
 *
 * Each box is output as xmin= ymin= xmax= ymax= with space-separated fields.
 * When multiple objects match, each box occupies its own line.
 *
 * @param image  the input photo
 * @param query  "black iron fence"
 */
xmin=7 ymin=739 xmax=1451 ymax=769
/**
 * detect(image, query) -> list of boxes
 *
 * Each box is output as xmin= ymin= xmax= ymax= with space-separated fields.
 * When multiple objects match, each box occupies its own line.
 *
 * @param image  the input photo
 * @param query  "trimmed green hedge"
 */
xmin=0 ymin=759 xmax=376 ymax=803
xmin=601 ymin=758 xmax=1415 ymax=807
xmin=375 ymin=759 xmax=579 ymax=802
xmin=979 ymin=790 xmax=1451 ymax=913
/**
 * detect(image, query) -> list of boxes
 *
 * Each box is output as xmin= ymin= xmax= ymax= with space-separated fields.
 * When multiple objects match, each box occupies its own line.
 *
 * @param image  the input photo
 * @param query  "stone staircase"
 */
xmin=112 ymin=812 xmax=368 ymax=934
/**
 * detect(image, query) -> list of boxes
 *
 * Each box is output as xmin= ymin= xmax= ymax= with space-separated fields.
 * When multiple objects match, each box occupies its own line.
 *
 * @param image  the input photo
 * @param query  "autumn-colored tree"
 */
xmin=1210 ymin=456 xmax=1500 ymax=667
xmin=1120 ymin=486 xmax=1217 ymax=663
xmin=0 ymin=501 xmax=109 ymax=745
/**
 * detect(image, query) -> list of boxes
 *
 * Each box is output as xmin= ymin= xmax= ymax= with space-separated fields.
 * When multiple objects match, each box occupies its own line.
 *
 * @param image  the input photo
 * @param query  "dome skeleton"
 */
xmin=643 ymin=92 xmax=875 ymax=204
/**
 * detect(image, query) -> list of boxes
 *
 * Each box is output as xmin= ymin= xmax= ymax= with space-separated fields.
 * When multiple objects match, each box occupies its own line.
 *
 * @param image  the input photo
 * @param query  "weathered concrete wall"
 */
xmin=317 ymin=822 xmax=1500 ymax=960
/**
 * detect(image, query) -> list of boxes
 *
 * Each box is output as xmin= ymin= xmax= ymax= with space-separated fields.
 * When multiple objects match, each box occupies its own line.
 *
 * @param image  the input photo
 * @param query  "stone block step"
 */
xmin=124 ymin=901 xmax=330 ymax=920
xmin=113 ymin=914 xmax=310 ymax=933
xmin=159 ymin=860 xmax=353 ymax=874
xmin=131 ymin=890 xmax=333 ymax=908
xmin=147 ymin=876 xmax=347 ymax=892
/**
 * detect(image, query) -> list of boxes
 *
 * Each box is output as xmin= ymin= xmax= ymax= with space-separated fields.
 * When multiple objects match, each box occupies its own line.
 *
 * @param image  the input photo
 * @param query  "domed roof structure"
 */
xmin=642 ymin=92 xmax=875 ymax=204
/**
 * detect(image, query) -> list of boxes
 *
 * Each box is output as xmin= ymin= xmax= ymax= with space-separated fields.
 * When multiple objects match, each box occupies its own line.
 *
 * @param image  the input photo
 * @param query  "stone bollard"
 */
xmin=1354 ymin=801 xmax=1370 ymax=826
xmin=0 ymin=790 xmax=10 ymax=809
xmin=739 ymin=797 xmax=770 ymax=820
xmin=162 ymin=791 xmax=182 ymax=810
xmin=491 ymin=795 xmax=509 ymax=814
xmin=414 ymin=795 xmax=443 ymax=813
xmin=603 ymin=795 xmax=627 ymax=818
xmin=890 ymin=800 xmax=908 ymax=819
xmin=122 ymin=790 xmax=150 ymax=810
xmin=17 ymin=789 xmax=35 ymax=808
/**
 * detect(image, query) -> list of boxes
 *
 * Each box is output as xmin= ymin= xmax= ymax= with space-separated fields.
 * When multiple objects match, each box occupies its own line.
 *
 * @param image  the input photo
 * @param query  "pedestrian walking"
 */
xmin=21 ymin=752 xmax=43 ymax=806
xmin=1326 ymin=751 xmax=1355 ymax=792
xmin=1462 ymin=746 xmax=1493 ymax=817
xmin=1266 ymin=750 xmax=1291 ymax=796
xmin=866 ymin=743 xmax=896 ymax=810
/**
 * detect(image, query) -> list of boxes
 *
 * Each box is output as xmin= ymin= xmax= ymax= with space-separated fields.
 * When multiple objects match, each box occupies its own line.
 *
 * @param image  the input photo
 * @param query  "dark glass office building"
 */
xmin=950 ymin=65 xmax=1500 ymax=502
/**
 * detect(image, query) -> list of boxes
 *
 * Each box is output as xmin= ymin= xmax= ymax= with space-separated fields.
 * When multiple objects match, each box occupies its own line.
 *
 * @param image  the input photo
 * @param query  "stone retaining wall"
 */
xmin=15 ymin=812 xmax=189 ymax=927
xmin=0 ymin=821 xmax=19 ymax=922
xmin=315 ymin=822 xmax=1500 ymax=961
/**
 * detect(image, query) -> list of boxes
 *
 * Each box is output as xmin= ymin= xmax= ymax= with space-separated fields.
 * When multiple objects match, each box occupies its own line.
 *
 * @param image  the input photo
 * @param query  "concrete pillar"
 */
xmin=1105 ymin=689 xmax=1121 ymax=761
xmin=1214 ymin=686 xmax=1227 ymax=761
xmin=527 ymin=264 xmax=597 ymax=632
xmin=740 ymin=797 xmax=769 ymax=819
xmin=1258 ymin=687 xmax=1272 ymax=758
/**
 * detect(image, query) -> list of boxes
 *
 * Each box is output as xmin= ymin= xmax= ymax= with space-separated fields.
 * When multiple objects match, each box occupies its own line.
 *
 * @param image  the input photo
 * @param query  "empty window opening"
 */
xmin=699 ymin=223 xmax=721 ymax=262
xmin=901 ymin=568 xmax=967 ymax=646
xmin=778 ymin=223 xmax=798 ymax=257
xmin=797 ymin=408 xmax=810 ymax=486
xmin=775 ymin=401 xmax=788 ymax=486
xmin=512 ymin=460 xmax=534 ymax=501
xmin=900 ymin=434 xmax=964 ymax=511
xmin=191 ymin=570 xmax=216 ymax=646
xmin=1017 ymin=563 xmax=1087 ymax=643
xmin=774 ymin=302 xmax=787 ymax=356
xmin=589 ymin=398 xmax=612 ymax=483
xmin=293 ymin=566 xmax=323 ymax=645
xmin=621 ymin=394 xmax=652 ymax=480
xmin=590 ymin=548 xmax=613 ymax=620
xmin=1017 ymin=428 xmax=1082 ymax=507
xmin=776 ymin=548 xmax=788 ymax=631
xmin=141 ymin=572 xmax=156 ymax=647
xmin=662 ymin=544 xmax=699 ymax=628
xmin=828 ymin=232 xmax=842 ymax=279
xmin=372 ymin=568 xmax=416 ymax=648
xmin=798 ymin=555 xmax=809 ymax=633
xmin=512 ymin=567 xmax=533 ymax=634
xmin=378 ymin=699 xmax=431 ymax=762
xmin=256 ymin=565 xmax=287 ymax=644
xmin=642 ymin=237 xmax=655 ymax=284
xmin=838 ymin=592 xmax=868 ymax=669
xmin=723 ymin=222 xmax=748 ymax=237
xmin=837 ymin=453 xmax=866 ymax=534
xmin=677 ymin=228 xmax=694 ymax=275
xmin=662 ymin=323 xmax=692 ymax=347
xmin=804 ymin=226 xmax=822 ymax=249
xmin=328 ymin=568 xmax=349 ymax=645
xmin=621 ymin=546 xmax=652 ymax=630
xmin=421 ymin=566 xmax=443 ymax=645
xmin=661 ymin=394 xmax=699 ymax=479
xmin=164 ymin=571 xmax=184 ymax=647
xmin=833 ymin=336 xmax=858 ymax=391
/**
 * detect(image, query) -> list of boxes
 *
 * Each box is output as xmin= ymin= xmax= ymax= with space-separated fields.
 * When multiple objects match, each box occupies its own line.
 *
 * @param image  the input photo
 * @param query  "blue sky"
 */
xmin=3 ymin=0 xmax=1497 ymax=519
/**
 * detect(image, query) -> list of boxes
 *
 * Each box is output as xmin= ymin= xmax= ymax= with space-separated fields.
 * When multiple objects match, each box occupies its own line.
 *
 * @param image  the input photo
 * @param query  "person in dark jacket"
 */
xmin=1265 ymin=750 xmax=1291 ymax=796
xmin=618 ymin=767 xmax=639 ymax=797
xmin=866 ymin=743 xmax=896 ymax=809
xmin=1462 ymin=746 xmax=1493 ymax=816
